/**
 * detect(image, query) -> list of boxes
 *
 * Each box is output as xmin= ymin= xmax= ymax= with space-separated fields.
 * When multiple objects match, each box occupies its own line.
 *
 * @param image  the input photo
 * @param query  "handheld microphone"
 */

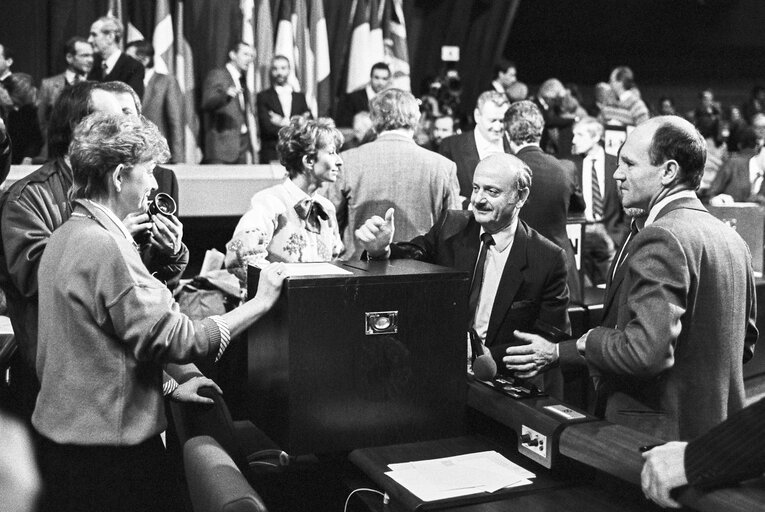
xmin=469 ymin=328 xmax=497 ymax=381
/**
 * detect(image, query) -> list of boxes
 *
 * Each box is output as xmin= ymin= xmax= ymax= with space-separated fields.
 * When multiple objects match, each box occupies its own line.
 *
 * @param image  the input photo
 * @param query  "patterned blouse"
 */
xmin=225 ymin=179 xmax=343 ymax=285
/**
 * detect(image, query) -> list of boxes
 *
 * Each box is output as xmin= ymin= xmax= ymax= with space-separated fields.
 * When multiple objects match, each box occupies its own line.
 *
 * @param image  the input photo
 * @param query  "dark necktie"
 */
xmin=468 ymin=233 xmax=495 ymax=321
xmin=610 ymin=219 xmax=639 ymax=282
xmin=239 ymin=75 xmax=250 ymax=113
xmin=294 ymin=199 xmax=328 ymax=234
xmin=591 ymin=158 xmax=604 ymax=219
xmin=101 ymin=60 xmax=108 ymax=78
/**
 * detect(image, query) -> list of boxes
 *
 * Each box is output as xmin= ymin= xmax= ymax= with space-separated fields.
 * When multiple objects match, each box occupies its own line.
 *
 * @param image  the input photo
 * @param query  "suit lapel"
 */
xmin=449 ymin=216 xmax=481 ymax=273
xmin=485 ymin=222 xmax=528 ymax=346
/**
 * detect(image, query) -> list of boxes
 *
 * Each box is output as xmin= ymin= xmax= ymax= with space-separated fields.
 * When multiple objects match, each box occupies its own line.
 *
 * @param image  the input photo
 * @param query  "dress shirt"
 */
xmin=64 ymin=69 xmax=85 ymax=85
xmin=225 ymin=63 xmax=248 ymax=134
xmin=473 ymin=128 xmax=505 ymax=162
xmin=473 ymin=218 xmax=518 ymax=343
xmin=365 ymin=84 xmax=376 ymax=103
xmin=0 ymin=70 xmax=10 ymax=82
xmin=645 ymin=190 xmax=698 ymax=227
xmin=582 ymin=145 xmax=607 ymax=221
xmin=748 ymin=156 xmax=764 ymax=197
xmin=274 ymin=84 xmax=294 ymax=119
xmin=102 ymin=51 xmax=122 ymax=76
xmin=143 ymin=68 xmax=154 ymax=88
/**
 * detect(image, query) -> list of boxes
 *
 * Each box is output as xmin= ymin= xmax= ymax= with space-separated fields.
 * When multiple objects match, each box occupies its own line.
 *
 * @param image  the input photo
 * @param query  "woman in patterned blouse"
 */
xmin=226 ymin=116 xmax=344 ymax=287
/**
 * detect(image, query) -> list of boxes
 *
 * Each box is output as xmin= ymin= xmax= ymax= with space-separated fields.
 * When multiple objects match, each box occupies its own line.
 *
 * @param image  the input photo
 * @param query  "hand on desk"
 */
xmin=641 ymin=441 xmax=688 ymax=508
xmin=503 ymin=331 xmax=558 ymax=378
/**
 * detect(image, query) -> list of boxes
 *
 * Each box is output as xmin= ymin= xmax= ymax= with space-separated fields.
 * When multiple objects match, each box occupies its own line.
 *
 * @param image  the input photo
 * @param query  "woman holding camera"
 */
xmin=31 ymin=112 xmax=286 ymax=512
xmin=225 ymin=116 xmax=344 ymax=287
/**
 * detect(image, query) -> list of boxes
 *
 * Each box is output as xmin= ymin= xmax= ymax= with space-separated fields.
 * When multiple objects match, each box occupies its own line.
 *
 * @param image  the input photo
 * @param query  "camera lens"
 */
xmin=148 ymin=192 xmax=176 ymax=217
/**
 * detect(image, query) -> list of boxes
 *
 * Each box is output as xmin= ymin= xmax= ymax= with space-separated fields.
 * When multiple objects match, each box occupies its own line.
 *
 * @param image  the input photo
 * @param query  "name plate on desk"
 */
xmin=243 ymin=260 xmax=470 ymax=455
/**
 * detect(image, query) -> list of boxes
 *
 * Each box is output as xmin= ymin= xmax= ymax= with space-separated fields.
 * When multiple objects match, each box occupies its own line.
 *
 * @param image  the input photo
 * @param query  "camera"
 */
xmin=148 ymin=192 xmax=176 ymax=217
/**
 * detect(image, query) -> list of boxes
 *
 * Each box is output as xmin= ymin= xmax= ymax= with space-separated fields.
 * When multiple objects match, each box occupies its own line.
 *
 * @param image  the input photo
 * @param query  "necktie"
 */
xmin=239 ymin=75 xmax=250 ymax=113
xmin=294 ymin=199 xmax=328 ymax=234
xmin=610 ymin=220 xmax=639 ymax=282
xmin=101 ymin=60 xmax=108 ymax=78
xmin=590 ymin=158 xmax=604 ymax=219
xmin=468 ymin=233 xmax=495 ymax=321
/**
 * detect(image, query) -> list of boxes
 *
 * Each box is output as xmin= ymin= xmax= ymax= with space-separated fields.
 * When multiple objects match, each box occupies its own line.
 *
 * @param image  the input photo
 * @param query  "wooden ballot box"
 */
xmin=708 ymin=203 xmax=765 ymax=275
xmin=244 ymin=260 xmax=469 ymax=455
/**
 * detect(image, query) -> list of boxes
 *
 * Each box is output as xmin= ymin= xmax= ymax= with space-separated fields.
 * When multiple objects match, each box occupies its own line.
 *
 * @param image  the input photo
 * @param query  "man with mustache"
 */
xmin=355 ymin=152 xmax=570 ymax=397
xmin=505 ymin=116 xmax=758 ymax=441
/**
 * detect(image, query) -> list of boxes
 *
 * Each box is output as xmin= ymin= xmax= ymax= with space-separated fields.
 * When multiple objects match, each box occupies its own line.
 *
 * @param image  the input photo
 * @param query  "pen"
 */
xmin=638 ymin=443 xmax=665 ymax=453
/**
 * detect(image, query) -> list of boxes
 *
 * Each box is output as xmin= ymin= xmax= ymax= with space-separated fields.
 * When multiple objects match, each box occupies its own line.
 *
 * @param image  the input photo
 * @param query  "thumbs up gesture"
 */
xmin=355 ymin=207 xmax=395 ymax=259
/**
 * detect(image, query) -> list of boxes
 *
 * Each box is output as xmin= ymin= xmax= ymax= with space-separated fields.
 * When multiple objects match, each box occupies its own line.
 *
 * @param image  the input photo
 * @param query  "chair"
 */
xmin=184 ymin=435 xmax=268 ymax=512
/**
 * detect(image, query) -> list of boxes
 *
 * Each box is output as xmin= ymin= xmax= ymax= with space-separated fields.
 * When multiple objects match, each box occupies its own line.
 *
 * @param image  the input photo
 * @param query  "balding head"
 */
xmin=470 ymin=153 xmax=532 ymax=233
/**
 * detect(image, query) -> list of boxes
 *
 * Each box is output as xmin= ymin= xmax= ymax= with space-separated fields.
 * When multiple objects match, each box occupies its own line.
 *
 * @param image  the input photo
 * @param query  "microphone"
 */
xmin=469 ymin=328 xmax=497 ymax=381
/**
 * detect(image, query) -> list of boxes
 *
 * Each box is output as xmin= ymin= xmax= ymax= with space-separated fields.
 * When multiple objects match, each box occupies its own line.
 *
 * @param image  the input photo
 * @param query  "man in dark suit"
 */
xmin=507 ymin=116 xmax=758 ymax=441
xmin=0 ymin=117 xmax=9 ymax=185
xmin=355 ymin=153 xmax=570 ymax=397
xmin=37 ymin=37 xmax=94 ymax=156
xmin=534 ymin=78 xmax=576 ymax=156
xmin=335 ymin=62 xmax=390 ymax=128
xmin=125 ymin=40 xmax=184 ymax=163
xmin=439 ymin=91 xmax=510 ymax=206
xmin=87 ymin=16 xmax=144 ymax=99
xmin=707 ymin=127 xmax=763 ymax=205
xmin=201 ymin=41 xmax=256 ymax=164
xmin=505 ymin=100 xmax=581 ymax=303
xmin=564 ymin=117 xmax=627 ymax=284
xmin=641 ymin=397 xmax=765 ymax=508
xmin=256 ymin=55 xmax=311 ymax=164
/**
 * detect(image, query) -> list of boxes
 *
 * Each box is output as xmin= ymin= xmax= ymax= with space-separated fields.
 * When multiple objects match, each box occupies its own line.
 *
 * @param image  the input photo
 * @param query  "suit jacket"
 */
xmin=37 ymin=73 xmax=68 ymax=151
xmin=684 ymin=396 xmax=765 ymax=488
xmin=89 ymin=52 xmax=145 ymax=99
xmin=335 ymin=88 xmax=369 ymax=127
xmin=707 ymin=148 xmax=761 ymax=202
xmin=389 ymin=211 xmax=571 ymax=394
xmin=585 ymin=196 xmax=758 ymax=441
xmin=0 ymin=132 xmax=10 ymax=186
xmin=515 ymin=145 xmax=581 ymax=302
xmin=143 ymin=73 xmax=184 ymax=163
xmin=533 ymin=97 xmax=575 ymax=156
xmin=564 ymin=152 xmax=628 ymax=246
xmin=201 ymin=68 xmax=251 ymax=164
xmin=327 ymin=131 xmax=457 ymax=261
xmin=256 ymin=87 xmax=310 ymax=164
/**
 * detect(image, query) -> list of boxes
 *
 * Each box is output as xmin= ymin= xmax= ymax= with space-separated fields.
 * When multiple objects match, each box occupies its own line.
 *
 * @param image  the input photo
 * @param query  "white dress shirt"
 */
xmin=274 ymin=84 xmax=294 ymax=119
xmin=473 ymin=128 xmax=505 ymax=162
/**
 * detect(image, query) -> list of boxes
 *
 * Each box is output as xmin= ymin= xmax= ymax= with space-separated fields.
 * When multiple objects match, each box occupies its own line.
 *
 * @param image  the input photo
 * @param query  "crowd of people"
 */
xmin=1 ymin=13 xmax=765 ymax=512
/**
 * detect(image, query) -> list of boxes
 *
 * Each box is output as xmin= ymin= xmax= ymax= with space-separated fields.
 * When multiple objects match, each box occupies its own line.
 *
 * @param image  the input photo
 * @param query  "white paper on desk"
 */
xmin=249 ymin=261 xmax=352 ymax=276
xmin=386 ymin=450 xmax=535 ymax=501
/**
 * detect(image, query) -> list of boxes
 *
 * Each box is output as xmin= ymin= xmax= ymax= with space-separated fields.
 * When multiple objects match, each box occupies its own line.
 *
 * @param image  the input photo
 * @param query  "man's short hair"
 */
xmin=70 ymin=113 xmax=169 ymax=200
xmin=48 ymin=81 xmax=98 ymax=159
xmin=573 ymin=116 xmax=604 ymax=141
xmin=271 ymin=54 xmax=290 ymax=67
xmin=506 ymin=82 xmax=528 ymax=102
xmin=504 ymin=100 xmax=544 ymax=145
xmin=648 ymin=117 xmax=707 ymax=189
xmin=95 ymin=16 xmax=123 ymax=44
xmin=493 ymin=59 xmax=515 ymax=76
xmin=538 ymin=78 xmax=564 ymax=101
xmin=229 ymin=41 xmax=252 ymax=55
xmin=64 ymin=37 xmax=88 ymax=57
xmin=369 ymin=88 xmax=419 ymax=133
xmin=98 ymin=81 xmax=142 ymax=115
xmin=737 ymin=127 xmax=759 ymax=151
xmin=610 ymin=66 xmax=635 ymax=90
xmin=475 ymin=90 xmax=509 ymax=112
xmin=125 ymin=40 xmax=154 ymax=68
xmin=370 ymin=62 xmax=390 ymax=77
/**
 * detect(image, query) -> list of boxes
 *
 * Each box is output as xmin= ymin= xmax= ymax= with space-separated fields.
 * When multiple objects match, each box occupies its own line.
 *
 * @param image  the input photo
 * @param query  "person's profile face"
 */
xmin=69 ymin=41 xmax=95 ymax=75
xmin=230 ymin=44 xmax=255 ymax=73
xmin=308 ymin=143 xmax=342 ymax=184
xmin=88 ymin=21 xmax=111 ymax=55
xmin=120 ymin=160 xmax=158 ymax=214
xmin=572 ymin=125 xmax=600 ymax=155
xmin=613 ymin=123 xmax=663 ymax=216
xmin=498 ymin=66 xmax=516 ymax=87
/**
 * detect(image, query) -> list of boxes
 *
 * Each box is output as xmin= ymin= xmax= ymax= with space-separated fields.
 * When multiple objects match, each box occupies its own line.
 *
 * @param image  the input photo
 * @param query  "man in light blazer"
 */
xmin=256 ymin=55 xmax=311 ymax=164
xmin=37 ymin=37 xmax=93 ymax=155
xmin=505 ymin=116 xmax=758 ymax=441
xmin=126 ymin=40 xmax=184 ymax=163
xmin=201 ymin=41 xmax=255 ymax=164
xmin=326 ymin=88 xmax=458 ymax=261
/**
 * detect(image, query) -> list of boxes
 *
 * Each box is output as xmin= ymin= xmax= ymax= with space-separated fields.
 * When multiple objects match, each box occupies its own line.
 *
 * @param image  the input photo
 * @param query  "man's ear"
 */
xmin=661 ymin=159 xmax=680 ymax=185
xmin=112 ymin=164 xmax=125 ymax=192
xmin=516 ymin=186 xmax=530 ymax=208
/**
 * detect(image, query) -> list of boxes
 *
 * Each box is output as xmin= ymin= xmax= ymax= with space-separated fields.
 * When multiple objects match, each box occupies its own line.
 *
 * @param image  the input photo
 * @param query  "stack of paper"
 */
xmin=384 ymin=451 xmax=535 ymax=502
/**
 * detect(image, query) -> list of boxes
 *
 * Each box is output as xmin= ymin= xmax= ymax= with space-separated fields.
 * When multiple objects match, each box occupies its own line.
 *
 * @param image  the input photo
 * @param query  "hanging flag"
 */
xmin=310 ymin=0 xmax=331 ymax=117
xmin=293 ymin=0 xmax=311 ymax=111
xmin=241 ymin=0 xmax=259 ymax=153
xmin=369 ymin=0 xmax=385 ymax=66
xmin=254 ymin=0 xmax=274 ymax=94
xmin=274 ymin=0 xmax=300 ymax=91
xmin=152 ymin=0 xmax=174 ymax=74
xmin=346 ymin=0 xmax=372 ymax=93
xmin=106 ymin=0 xmax=123 ymax=20
xmin=174 ymin=0 xmax=202 ymax=163
xmin=383 ymin=0 xmax=411 ymax=91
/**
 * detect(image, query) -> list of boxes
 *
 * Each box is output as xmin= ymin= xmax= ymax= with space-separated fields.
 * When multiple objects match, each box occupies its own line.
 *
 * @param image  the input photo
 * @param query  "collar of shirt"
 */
xmin=365 ymin=84 xmax=376 ymax=102
xmin=225 ymin=62 xmax=242 ymax=84
xmin=0 ymin=71 xmax=10 ymax=82
xmin=64 ymin=69 xmax=78 ymax=85
xmin=473 ymin=128 xmax=504 ymax=160
xmin=85 ymin=199 xmax=134 ymax=240
xmin=274 ymin=84 xmax=293 ymax=96
xmin=644 ymin=190 xmax=697 ymax=226
xmin=103 ymin=51 xmax=121 ymax=75
xmin=283 ymin=177 xmax=312 ymax=206
xmin=479 ymin=217 xmax=518 ymax=253
xmin=491 ymin=80 xmax=504 ymax=94
xmin=749 ymin=154 xmax=764 ymax=186
xmin=143 ymin=68 xmax=155 ymax=87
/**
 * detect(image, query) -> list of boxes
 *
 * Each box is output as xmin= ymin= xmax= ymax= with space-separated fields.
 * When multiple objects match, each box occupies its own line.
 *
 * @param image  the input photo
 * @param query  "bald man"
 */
xmin=506 ymin=116 xmax=758 ymax=441
xmin=356 ymin=153 xmax=570 ymax=397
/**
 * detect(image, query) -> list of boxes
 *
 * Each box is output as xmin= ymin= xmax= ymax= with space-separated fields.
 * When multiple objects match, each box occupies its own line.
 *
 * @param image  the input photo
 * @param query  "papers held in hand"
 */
xmin=384 ymin=451 xmax=535 ymax=502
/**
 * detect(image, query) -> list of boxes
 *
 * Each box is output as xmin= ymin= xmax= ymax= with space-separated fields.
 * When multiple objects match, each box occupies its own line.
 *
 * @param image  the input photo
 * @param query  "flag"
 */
xmin=152 ymin=0 xmax=174 ymax=74
xmin=254 ymin=0 xmax=274 ymax=94
xmin=346 ymin=0 xmax=372 ymax=93
xmin=106 ymin=0 xmax=122 ymax=20
xmin=241 ymin=0 xmax=259 ymax=153
xmin=310 ymin=0 xmax=331 ymax=116
xmin=369 ymin=0 xmax=385 ymax=66
xmin=293 ymin=0 xmax=311 ymax=110
xmin=274 ymin=0 xmax=300 ymax=91
xmin=383 ymin=0 xmax=410 ymax=91
xmin=174 ymin=0 xmax=202 ymax=163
